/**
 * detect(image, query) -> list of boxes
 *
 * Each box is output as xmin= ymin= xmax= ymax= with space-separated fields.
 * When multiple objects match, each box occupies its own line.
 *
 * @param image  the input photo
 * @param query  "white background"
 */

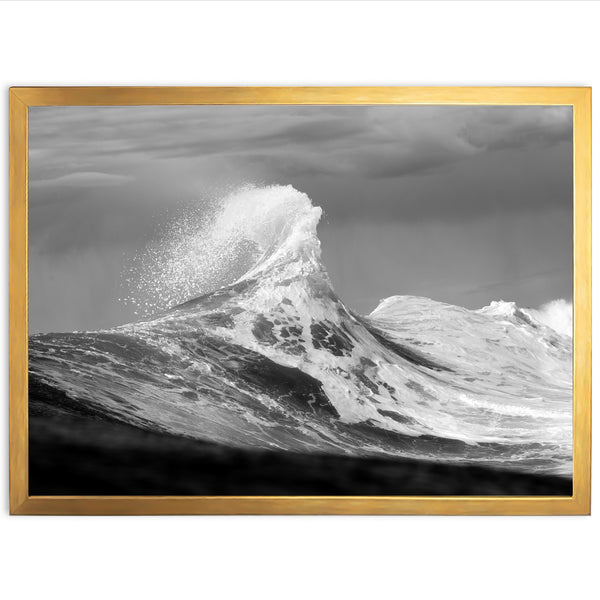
xmin=0 ymin=2 xmax=597 ymax=599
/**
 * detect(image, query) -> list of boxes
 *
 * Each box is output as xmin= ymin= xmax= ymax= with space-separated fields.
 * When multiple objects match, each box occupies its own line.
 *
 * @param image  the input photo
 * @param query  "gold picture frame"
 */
xmin=9 ymin=86 xmax=591 ymax=515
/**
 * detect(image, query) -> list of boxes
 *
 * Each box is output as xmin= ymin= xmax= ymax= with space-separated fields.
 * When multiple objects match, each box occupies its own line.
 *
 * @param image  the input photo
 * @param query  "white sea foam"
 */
xmin=528 ymin=299 xmax=573 ymax=338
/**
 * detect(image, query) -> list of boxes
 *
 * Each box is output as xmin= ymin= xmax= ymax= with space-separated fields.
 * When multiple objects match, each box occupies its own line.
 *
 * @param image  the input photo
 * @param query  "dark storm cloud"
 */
xmin=29 ymin=105 xmax=572 ymax=184
xmin=458 ymin=106 xmax=572 ymax=150
xmin=30 ymin=171 xmax=133 ymax=188
xmin=300 ymin=138 xmax=572 ymax=224
xmin=255 ymin=116 xmax=367 ymax=145
xmin=351 ymin=141 xmax=471 ymax=179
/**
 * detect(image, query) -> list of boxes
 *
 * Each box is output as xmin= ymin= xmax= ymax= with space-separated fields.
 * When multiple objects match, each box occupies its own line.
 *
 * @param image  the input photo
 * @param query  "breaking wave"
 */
xmin=121 ymin=185 xmax=323 ymax=316
xmin=29 ymin=185 xmax=573 ymax=475
xmin=527 ymin=299 xmax=573 ymax=338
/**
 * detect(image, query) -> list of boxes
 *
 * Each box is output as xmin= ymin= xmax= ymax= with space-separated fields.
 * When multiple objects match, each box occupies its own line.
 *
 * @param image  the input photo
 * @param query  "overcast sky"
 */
xmin=29 ymin=105 xmax=572 ymax=334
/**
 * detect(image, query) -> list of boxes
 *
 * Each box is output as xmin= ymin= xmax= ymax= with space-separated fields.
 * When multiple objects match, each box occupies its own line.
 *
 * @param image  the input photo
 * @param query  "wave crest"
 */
xmin=528 ymin=299 xmax=573 ymax=338
xmin=122 ymin=185 xmax=324 ymax=316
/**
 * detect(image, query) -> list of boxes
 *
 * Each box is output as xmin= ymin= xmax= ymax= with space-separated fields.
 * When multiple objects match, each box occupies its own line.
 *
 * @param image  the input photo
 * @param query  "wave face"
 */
xmin=29 ymin=185 xmax=573 ymax=476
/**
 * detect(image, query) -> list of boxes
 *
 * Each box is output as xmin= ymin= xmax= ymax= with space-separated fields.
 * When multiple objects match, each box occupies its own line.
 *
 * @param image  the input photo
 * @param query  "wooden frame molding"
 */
xmin=9 ymin=87 xmax=591 ymax=515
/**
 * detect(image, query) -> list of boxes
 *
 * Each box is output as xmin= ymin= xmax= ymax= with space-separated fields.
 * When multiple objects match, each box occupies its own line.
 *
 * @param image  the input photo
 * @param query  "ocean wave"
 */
xmin=29 ymin=185 xmax=573 ymax=475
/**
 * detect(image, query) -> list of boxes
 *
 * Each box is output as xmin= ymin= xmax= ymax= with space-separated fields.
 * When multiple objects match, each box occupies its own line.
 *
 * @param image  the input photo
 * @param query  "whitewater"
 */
xmin=29 ymin=185 xmax=573 ymax=476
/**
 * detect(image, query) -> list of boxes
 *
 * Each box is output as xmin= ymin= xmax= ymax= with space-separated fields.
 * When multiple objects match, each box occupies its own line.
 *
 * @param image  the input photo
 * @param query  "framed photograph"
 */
xmin=9 ymin=87 xmax=590 ymax=515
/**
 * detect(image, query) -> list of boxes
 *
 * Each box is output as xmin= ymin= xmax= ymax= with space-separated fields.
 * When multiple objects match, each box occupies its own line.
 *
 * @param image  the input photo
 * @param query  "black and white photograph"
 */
xmin=28 ymin=104 xmax=573 ymax=496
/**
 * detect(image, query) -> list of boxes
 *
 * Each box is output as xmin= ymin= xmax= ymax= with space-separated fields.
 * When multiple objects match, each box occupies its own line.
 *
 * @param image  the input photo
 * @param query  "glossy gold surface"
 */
xmin=8 ymin=87 xmax=591 ymax=515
